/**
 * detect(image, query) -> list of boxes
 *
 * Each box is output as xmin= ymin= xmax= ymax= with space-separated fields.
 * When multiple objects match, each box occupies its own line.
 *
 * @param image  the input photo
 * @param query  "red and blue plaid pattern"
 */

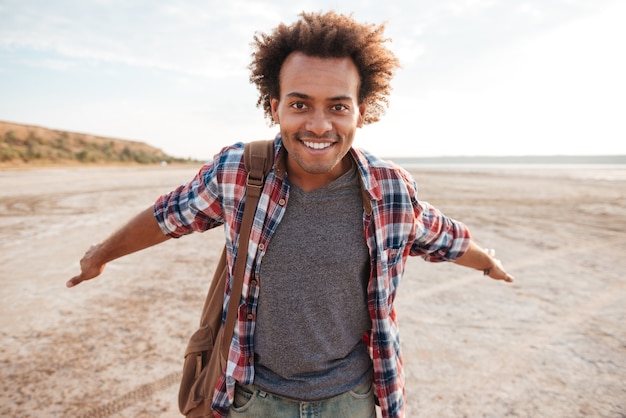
xmin=154 ymin=136 xmax=471 ymax=417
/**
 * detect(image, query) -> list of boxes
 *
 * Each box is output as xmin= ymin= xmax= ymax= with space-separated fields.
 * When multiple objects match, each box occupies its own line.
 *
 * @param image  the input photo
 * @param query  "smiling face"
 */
xmin=270 ymin=52 xmax=366 ymax=191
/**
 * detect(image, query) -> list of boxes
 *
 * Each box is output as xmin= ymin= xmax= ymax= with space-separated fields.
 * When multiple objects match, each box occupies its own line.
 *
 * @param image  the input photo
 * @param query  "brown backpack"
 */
xmin=178 ymin=140 xmax=275 ymax=417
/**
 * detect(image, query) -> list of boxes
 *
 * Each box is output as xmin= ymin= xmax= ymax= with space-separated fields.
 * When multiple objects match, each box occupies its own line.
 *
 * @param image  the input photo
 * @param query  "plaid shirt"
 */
xmin=154 ymin=136 xmax=471 ymax=417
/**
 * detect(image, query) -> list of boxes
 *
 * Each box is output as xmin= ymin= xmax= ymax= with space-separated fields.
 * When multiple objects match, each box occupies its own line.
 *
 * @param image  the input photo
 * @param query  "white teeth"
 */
xmin=303 ymin=141 xmax=332 ymax=150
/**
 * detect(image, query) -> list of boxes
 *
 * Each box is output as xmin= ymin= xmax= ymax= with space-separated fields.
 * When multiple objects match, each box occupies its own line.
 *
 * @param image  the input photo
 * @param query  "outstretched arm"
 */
xmin=454 ymin=241 xmax=515 ymax=283
xmin=66 ymin=206 xmax=171 ymax=288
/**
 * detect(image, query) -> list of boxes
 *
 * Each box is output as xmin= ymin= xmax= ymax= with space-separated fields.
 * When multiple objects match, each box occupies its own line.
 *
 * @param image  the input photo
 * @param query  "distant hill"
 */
xmin=0 ymin=121 xmax=194 ymax=166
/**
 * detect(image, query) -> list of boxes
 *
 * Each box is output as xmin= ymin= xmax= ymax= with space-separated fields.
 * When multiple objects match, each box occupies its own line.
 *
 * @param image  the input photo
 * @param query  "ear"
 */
xmin=357 ymin=104 xmax=367 ymax=128
xmin=270 ymin=98 xmax=280 ymax=124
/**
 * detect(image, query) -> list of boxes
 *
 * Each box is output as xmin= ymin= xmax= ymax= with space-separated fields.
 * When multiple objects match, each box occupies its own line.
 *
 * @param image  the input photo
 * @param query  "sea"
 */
xmin=387 ymin=155 xmax=626 ymax=182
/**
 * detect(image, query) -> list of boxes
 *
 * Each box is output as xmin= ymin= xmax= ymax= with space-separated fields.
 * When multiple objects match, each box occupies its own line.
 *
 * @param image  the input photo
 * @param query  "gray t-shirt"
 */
xmin=253 ymin=164 xmax=373 ymax=401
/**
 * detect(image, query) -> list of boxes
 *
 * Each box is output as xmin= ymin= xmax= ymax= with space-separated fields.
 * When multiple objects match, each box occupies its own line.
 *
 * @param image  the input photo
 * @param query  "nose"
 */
xmin=305 ymin=109 xmax=332 ymax=137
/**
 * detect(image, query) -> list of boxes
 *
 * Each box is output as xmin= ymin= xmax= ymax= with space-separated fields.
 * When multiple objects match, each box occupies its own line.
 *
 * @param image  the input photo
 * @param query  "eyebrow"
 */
xmin=285 ymin=92 xmax=354 ymax=102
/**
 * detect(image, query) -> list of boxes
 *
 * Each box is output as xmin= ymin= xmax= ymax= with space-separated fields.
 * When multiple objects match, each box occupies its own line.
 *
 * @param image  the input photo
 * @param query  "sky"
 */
xmin=1 ymin=0 xmax=625 ymax=160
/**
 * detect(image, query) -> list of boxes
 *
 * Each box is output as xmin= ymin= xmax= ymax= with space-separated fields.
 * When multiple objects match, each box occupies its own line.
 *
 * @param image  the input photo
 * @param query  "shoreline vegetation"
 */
xmin=0 ymin=121 xmax=199 ymax=167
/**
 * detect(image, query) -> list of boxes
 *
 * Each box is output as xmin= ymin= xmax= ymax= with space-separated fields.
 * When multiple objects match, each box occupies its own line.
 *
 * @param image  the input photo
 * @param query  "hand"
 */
xmin=66 ymin=243 xmax=107 ymax=288
xmin=483 ymin=248 xmax=514 ymax=283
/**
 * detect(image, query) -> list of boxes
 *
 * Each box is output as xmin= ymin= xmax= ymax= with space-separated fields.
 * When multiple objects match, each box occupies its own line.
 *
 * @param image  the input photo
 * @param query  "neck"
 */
xmin=287 ymin=155 xmax=353 ymax=192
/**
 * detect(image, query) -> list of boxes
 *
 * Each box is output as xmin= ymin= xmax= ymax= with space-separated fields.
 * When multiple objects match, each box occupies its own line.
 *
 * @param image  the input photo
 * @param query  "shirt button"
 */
xmin=258 ymin=243 xmax=265 ymax=250
xmin=250 ymin=279 xmax=257 ymax=286
xmin=247 ymin=313 xmax=254 ymax=320
xmin=248 ymin=356 xmax=254 ymax=364
xmin=278 ymin=198 xmax=286 ymax=206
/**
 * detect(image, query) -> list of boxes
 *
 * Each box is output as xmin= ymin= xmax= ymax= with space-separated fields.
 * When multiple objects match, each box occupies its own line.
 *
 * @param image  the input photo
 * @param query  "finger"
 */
xmin=504 ymin=273 xmax=515 ymax=283
xmin=67 ymin=271 xmax=94 ymax=287
xmin=66 ymin=275 xmax=82 ymax=288
xmin=491 ymin=266 xmax=514 ymax=283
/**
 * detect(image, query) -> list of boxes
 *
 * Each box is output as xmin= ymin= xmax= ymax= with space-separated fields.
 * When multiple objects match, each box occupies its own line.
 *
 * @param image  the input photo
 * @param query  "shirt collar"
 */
xmin=272 ymin=134 xmax=378 ymax=215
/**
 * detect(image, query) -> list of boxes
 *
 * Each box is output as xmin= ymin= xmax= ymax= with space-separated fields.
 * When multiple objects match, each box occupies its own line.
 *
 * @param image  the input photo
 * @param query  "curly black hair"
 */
xmin=249 ymin=11 xmax=400 ymax=125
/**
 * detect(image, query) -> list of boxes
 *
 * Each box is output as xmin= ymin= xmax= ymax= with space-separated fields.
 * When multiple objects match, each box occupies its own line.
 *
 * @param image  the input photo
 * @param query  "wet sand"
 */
xmin=1 ymin=164 xmax=624 ymax=417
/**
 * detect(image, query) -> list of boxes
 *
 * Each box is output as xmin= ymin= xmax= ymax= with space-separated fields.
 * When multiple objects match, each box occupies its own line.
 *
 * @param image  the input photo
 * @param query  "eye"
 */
xmin=331 ymin=104 xmax=348 ymax=112
xmin=290 ymin=102 xmax=308 ymax=110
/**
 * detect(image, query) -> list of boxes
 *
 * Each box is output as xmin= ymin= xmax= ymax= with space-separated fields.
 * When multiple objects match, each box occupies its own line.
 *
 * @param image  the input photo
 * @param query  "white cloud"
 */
xmin=444 ymin=0 xmax=498 ymax=16
xmin=518 ymin=3 xmax=545 ymax=21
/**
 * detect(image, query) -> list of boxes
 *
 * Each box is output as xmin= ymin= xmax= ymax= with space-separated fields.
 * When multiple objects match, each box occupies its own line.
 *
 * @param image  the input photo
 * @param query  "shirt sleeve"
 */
xmin=399 ymin=169 xmax=471 ymax=262
xmin=153 ymin=160 xmax=225 ymax=238
xmin=411 ymin=199 xmax=471 ymax=262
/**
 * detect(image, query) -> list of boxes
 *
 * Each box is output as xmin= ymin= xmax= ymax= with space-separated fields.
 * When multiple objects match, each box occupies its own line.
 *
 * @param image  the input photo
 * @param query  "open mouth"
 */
xmin=302 ymin=140 xmax=333 ymax=150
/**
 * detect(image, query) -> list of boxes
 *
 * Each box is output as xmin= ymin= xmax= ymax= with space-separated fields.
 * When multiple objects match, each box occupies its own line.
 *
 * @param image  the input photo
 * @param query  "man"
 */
xmin=67 ymin=11 xmax=514 ymax=418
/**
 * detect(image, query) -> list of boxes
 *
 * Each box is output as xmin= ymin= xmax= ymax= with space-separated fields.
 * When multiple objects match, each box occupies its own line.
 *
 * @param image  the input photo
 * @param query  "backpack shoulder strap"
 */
xmin=221 ymin=139 xmax=274 ymax=359
xmin=244 ymin=139 xmax=275 ymax=187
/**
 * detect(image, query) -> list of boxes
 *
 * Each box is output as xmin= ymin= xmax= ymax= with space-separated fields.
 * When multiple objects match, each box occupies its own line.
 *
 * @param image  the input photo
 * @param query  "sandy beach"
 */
xmin=1 ymin=163 xmax=624 ymax=417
